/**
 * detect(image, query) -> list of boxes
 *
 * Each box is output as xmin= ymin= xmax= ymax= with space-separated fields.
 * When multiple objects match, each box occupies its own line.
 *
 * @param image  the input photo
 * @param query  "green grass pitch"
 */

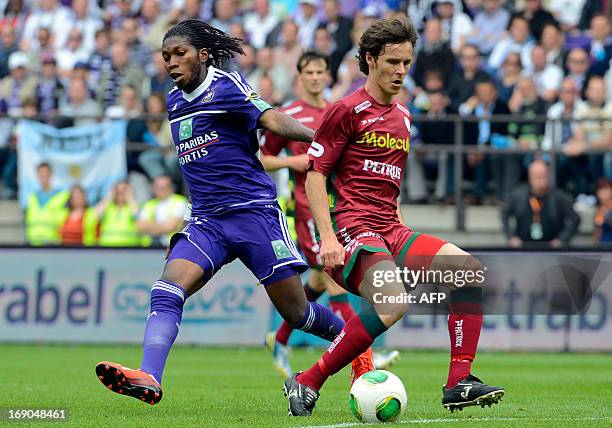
xmin=0 ymin=345 xmax=610 ymax=427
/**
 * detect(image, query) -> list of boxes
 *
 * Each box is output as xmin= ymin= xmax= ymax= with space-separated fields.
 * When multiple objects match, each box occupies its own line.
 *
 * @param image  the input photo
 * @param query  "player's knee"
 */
xmin=377 ymin=299 xmax=409 ymax=327
xmin=462 ymin=255 xmax=485 ymax=287
xmin=283 ymin=301 xmax=309 ymax=327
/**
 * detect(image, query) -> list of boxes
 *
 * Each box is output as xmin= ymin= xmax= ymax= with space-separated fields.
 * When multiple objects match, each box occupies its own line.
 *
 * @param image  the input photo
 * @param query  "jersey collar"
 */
xmin=182 ymin=66 xmax=217 ymax=102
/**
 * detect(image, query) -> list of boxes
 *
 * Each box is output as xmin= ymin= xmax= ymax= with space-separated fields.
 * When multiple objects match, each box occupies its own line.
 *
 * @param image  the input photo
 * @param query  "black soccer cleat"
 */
xmin=442 ymin=374 xmax=504 ymax=412
xmin=283 ymin=373 xmax=320 ymax=416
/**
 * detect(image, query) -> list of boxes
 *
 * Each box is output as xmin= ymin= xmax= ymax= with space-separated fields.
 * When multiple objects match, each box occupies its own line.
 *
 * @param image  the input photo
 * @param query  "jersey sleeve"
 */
xmin=260 ymin=129 xmax=287 ymax=156
xmin=308 ymin=102 xmax=353 ymax=176
xmin=224 ymin=71 xmax=273 ymax=132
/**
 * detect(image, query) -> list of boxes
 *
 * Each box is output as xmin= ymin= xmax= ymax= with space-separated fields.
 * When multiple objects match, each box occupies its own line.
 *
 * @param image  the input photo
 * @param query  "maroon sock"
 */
xmin=446 ymin=311 xmax=483 ymax=388
xmin=276 ymin=284 xmax=322 ymax=346
xmin=297 ymin=310 xmax=385 ymax=391
xmin=329 ymin=295 xmax=356 ymax=322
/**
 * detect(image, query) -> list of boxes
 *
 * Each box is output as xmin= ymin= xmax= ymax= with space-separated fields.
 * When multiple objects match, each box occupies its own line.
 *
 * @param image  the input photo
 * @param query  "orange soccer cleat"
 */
xmin=350 ymin=348 xmax=375 ymax=385
xmin=95 ymin=361 xmax=163 ymax=405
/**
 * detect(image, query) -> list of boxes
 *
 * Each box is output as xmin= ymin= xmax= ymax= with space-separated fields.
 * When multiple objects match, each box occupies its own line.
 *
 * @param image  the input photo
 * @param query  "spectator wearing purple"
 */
xmin=447 ymin=44 xmax=491 ymax=110
xmin=295 ymin=0 xmax=320 ymax=49
xmin=96 ymin=42 xmax=142 ymax=108
xmin=36 ymin=56 xmax=63 ymax=116
xmin=587 ymin=13 xmax=612 ymax=76
xmin=412 ymin=18 xmax=455 ymax=89
xmin=488 ymin=14 xmax=535 ymax=72
xmin=468 ymin=0 xmax=510 ymax=57
xmin=88 ymin=28 xmax=112 ymax=85
xmin=529 ymin=44 xmax=563 ymax=103
xmin=520 ymin=0 xmax=558 ymax=41
xmin=244 ymin=0 xmax=279 ymax=49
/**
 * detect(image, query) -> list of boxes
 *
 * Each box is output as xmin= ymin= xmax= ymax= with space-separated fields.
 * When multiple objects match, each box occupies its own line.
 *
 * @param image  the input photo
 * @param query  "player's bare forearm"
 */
xmin=259 ymin=109 xmax=314 ymax=143
xmin=306 ymin=171 xmax=335 ymax=240
xmin=261 ymin=154 xmax=291 ymax=171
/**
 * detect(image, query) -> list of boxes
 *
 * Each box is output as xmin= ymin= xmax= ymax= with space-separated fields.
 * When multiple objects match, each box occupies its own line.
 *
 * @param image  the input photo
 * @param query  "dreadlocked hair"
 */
xmin=163 ymin=19 xmax=245 ymax=68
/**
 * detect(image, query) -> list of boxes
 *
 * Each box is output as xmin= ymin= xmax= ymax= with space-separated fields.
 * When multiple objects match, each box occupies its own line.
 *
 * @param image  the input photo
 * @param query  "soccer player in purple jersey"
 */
xmin=94 ymin=20 xmax=372 ymax=406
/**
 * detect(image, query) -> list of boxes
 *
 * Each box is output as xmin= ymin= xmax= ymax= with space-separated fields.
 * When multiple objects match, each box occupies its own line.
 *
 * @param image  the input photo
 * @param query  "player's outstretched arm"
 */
xmin=306 ymin=170 xmax=345 ymax=268
xmin=261 ymin=154 xmax=309 ymax=173
xmin=259 ymin=109 xmax=315 ymax=143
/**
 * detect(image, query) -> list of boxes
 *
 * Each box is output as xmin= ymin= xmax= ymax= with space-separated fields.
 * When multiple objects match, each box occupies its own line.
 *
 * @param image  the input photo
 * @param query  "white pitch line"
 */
xmin=304 ymin=416 xmax=611 ymax=428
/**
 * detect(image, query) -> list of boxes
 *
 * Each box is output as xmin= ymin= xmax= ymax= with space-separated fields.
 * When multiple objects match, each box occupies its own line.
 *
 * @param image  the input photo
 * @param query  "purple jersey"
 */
xmin=167 ymin=66 xmax=276 ymax=215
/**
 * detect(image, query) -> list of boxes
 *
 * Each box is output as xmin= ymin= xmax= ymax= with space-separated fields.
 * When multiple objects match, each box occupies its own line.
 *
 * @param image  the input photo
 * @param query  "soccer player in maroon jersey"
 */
xmin=284 ymin=15 xmax=504 ymax=416
xmin=261 ymin=51 xmax=399 ymax=378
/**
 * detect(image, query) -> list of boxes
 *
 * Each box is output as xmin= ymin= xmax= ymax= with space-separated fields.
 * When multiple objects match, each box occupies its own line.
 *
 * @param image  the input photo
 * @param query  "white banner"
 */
xmin=17 ymin=120 xmax=127 ymax=207
xmin=0 ymin=249 xmax=610 ymax=351
xmin=0 ymin=249 xmax=271 ymax=344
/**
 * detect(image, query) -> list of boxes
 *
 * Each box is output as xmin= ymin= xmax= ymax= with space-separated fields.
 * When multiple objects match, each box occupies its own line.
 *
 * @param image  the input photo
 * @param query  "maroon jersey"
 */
xmin=308 ymin=87 xmax=412 ymax=228
xmin=261 ymin=99 xmax=327 ymax=218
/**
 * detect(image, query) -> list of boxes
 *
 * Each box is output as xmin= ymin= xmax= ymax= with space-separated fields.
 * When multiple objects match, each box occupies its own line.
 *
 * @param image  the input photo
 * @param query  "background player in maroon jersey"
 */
xmin=260 ymin=51 xmax=399 ymax=378
xmin=284 ymin=15 xmax=504 ymax=416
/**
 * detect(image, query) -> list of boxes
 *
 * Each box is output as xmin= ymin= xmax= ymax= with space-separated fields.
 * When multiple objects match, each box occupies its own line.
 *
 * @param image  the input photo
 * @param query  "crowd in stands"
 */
xmin=0 ymin=0 xmax=610 ymax=247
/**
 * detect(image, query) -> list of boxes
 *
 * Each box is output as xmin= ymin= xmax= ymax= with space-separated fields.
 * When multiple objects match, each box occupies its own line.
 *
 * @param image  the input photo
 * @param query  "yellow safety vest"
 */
xmin=98 ymin=203 xmax=141 ymax=247
xmin=139 ymin=194 xmax=188 ymax=246
xmin=58 ymin=207 xmax=99 ymax=246
xmin=26 ymin=190 xmax=71 ymax=246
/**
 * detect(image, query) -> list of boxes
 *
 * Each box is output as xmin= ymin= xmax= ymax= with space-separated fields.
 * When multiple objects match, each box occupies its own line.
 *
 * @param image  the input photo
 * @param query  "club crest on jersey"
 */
xmin=179 ymin=118 xmax=193 ymax=140
xmin=202 ymin=89 xmax=215 ymax=103
xmin=354 ymin=100 xmax=371 ymax=114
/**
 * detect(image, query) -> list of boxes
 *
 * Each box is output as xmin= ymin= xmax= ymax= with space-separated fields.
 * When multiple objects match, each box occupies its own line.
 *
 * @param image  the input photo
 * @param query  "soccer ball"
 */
xmin=348 ymin=370 xmax=407 ymax=423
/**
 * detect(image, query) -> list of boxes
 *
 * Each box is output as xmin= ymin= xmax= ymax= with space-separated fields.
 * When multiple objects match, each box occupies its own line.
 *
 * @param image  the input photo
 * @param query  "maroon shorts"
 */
xmin=295 ymin=216 xmax=323 ymax=269
xmin=326 ymin=223 xmax=446 ymax=294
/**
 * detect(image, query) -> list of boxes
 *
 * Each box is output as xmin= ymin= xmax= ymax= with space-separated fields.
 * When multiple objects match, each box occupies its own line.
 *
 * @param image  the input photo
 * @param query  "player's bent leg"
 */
xmin=265 ymin=270 xmax=345 ymax=343
xmin=426 ymin=242 xmax=504 ymax=411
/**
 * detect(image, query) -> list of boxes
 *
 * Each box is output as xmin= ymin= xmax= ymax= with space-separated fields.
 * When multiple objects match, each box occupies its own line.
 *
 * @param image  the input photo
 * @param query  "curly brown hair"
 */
xmin=357 ymin=15 xmax=419 ymax=75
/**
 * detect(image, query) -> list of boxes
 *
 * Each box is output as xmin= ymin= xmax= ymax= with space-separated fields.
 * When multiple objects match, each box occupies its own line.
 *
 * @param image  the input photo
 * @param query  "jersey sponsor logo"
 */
xmin=171 ymin=103 xmax=177 ymax=112
xmin=308 ymin=141 xmax=325 ymax=158
xmin=179 ymin=117 xmax=193 ymax=140
xmin=361 ymin=116 xmax=384 ymax=125
xmin=297 ymin=116 xmax=315 ymax=123
xmin=176 ymin=131 xmax=219 ymax=165
xmin=271 ymin=239 xmax=292 ymax=259
xmin=354 ymin=100 xmax=371 ymax=113
xmin=362 ymin=159 xmax=402 ymax=180
xmin=454 ymin=319 xmax=463 ymax=348
xmin=356 ymin=131 xmax=410 ymax=153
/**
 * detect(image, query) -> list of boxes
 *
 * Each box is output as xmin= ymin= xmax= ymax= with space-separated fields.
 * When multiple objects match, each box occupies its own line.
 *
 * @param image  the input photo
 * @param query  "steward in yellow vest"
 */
xmin=137 ymin=176 xmax=188 ymax=247
xmin=26 ymin=190 xmax=70 ymax=246
xmin=25 ymin=162 xmax=70 ymax=246
xmin=96 ymin=182 xmax=141 ymax=247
